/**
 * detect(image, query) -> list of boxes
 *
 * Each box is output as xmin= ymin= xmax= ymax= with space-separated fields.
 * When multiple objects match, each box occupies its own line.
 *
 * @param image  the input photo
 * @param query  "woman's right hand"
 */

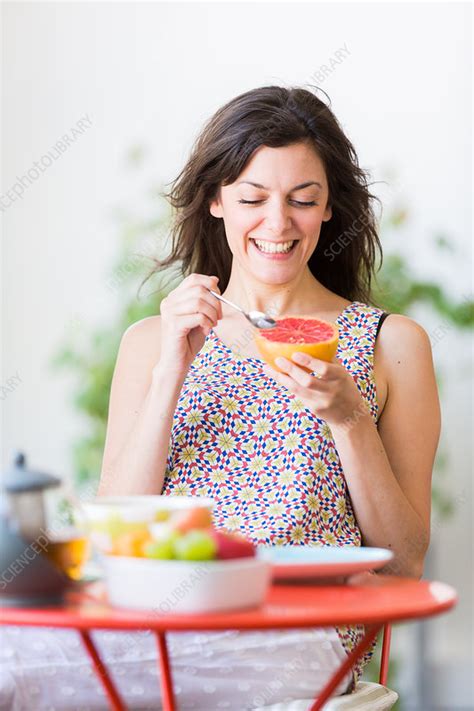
xmin=156 ymin=273 xmax=223 ymax=377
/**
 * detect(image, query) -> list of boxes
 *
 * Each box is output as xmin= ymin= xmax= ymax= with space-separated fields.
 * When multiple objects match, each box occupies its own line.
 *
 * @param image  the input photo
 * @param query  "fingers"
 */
xmin=181 ymin=274 xmax=222 ymax=312
xmin=177 ymin=273 xmax=220 ymax=296
xmin=161 ymin=274 xmax=223 ymax=330
xmin=172 ymin=286 xmax=223 ymax=323
xmin=268 ymin=356 xmax=332 ymax=388
xmin=289 ymin=352 xmax=337 ymax=377
xmin=172 ymin=312 xmax=216 ymax=336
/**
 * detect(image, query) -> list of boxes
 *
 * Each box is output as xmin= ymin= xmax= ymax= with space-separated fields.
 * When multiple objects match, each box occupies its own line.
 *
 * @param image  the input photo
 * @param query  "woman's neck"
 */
xmin=221 ymin=268 xmax=337 ymax=318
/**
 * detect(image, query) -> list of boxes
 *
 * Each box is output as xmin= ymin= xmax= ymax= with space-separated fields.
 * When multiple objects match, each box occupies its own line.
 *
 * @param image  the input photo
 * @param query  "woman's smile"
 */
xmin=248 ymin=237 xmax=300 ymax=260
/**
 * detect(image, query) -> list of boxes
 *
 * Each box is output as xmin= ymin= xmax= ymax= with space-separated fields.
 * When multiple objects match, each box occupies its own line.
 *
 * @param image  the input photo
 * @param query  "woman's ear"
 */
xmin=322 ymin=203 xmax=332 ymax=222
xmin=209 ymin=198 xmax=223 ymax=219
xmin=209 ymin=186 xmax=224 ymax=218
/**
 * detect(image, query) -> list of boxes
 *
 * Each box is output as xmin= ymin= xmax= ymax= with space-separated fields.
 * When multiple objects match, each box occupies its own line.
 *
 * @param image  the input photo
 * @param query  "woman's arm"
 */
xmin=329 ymin=315 xmax=441 ymax=578
xmin=98 ymin=316 xmax=186 ymax=496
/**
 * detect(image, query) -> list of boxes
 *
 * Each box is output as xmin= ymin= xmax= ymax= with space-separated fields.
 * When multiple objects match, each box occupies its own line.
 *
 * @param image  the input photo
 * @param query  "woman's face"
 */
xmin=209 ymin=141 xmax=332 ymax=285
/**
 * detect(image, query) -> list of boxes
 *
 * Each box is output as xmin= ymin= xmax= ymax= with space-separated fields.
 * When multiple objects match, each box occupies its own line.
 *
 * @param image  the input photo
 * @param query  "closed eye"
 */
xmin=238 ymin=199 xmax=318 ymax=207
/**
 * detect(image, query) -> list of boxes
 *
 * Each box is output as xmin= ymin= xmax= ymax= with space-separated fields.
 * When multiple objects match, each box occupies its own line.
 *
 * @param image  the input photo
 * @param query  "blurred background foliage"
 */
xmin=51 ymin=147 xmax=473 ymax=516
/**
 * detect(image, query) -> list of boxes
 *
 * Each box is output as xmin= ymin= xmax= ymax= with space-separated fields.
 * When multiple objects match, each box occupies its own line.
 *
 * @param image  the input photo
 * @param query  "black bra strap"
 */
xmin=376 ymin=312 xmax=390 ymax=339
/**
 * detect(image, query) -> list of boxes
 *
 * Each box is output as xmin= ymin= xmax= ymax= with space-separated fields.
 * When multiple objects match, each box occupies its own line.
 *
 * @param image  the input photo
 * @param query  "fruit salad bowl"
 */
xmin=82 ymin=495 xmax=270 ymax=612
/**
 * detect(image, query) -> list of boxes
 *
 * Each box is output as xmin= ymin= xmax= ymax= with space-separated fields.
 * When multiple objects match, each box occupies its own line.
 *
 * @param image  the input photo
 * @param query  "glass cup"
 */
xmin=42 ymin=488 xmax=91 ymax=581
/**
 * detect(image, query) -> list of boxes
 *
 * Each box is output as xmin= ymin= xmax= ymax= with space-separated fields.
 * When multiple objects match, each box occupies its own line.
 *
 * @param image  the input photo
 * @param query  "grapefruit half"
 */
xmin=254 ymin=315 xmax=339 ymax=373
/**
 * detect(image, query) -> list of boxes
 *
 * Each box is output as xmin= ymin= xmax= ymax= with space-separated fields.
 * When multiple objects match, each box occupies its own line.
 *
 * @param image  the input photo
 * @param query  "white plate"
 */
xmin=256 ymin=545 xmax=394 ymax=580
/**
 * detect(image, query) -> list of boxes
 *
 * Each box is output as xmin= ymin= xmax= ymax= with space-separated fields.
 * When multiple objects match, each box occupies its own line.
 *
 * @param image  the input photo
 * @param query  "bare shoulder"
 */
xmin=123 ymin=314 xmax=162 ymax=340
xmin=119 ymin=315 xmax=162 ymax=370
xmin=373 ymin=314 xmax=434 ymax=418
xmin=376 ymin=313 xmax=433 ymax=367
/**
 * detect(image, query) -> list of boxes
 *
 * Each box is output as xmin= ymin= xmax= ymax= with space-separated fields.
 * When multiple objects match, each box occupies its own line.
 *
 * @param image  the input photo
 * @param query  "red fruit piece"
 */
xmin=210 ymin=529 xmax=256 ymax=560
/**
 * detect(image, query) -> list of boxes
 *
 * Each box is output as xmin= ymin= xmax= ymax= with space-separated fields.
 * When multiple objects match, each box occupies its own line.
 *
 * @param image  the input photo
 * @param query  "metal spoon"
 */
xmin=208 ymin=289 xmax=277 ymax=329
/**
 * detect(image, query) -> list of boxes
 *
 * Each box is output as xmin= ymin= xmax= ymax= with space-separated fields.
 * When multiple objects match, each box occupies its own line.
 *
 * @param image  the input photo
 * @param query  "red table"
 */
xmin=0 ymin=575 xmax=457 ymax=711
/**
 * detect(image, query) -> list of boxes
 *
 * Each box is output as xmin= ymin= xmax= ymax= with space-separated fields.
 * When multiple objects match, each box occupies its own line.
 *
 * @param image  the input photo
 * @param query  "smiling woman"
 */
xmin=142 ymin=86 xmax=382 ymax=307
xmin=97 ymin=85 xmax=441 ymax=708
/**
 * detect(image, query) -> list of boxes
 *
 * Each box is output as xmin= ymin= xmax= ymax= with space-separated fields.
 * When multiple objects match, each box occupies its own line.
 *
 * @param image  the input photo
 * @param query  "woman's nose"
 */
xmin=264 ymin=199 xmax=292 ymax=234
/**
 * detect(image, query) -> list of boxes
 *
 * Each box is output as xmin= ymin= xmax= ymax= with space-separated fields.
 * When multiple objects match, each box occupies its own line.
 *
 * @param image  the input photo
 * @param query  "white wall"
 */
xmin=2 ymin=3 xmax=472 ymax=707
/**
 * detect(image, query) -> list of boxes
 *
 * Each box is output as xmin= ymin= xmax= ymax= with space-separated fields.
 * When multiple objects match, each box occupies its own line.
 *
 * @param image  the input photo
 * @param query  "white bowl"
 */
xmin=101 ymin=555 xmax=271 ymax=613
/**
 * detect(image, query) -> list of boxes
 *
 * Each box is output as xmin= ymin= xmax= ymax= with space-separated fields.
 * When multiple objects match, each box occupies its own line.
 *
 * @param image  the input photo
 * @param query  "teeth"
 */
xmin=253 ymin=239 xmax=295 ymax=254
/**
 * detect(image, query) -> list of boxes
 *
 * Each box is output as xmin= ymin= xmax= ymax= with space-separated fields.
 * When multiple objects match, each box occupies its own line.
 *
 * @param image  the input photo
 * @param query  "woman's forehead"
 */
xmin=229 ymin=144 xmax=327 ymax=190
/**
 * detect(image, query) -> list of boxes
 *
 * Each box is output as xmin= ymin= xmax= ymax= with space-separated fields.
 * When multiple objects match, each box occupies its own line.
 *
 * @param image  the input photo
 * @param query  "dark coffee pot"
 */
xmin=0 ymin=452 xmax=73 ymax=606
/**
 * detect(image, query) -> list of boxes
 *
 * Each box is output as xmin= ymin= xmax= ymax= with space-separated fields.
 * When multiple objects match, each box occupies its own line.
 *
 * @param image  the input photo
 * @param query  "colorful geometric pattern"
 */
xmin=163 ymin=300 xmax=386 ymax=683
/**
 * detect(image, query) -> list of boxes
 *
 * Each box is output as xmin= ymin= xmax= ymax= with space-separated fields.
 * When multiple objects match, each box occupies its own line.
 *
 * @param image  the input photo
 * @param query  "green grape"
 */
xmin=174 ymin=530 xmax=217 ymax=561
xmin=144 ymin=538 xmax=175 ymax=559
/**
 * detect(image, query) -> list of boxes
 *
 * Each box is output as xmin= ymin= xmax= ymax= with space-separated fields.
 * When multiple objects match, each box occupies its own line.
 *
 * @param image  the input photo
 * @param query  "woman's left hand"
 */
xmin=262 ymin=352 xmax=369 ymax=428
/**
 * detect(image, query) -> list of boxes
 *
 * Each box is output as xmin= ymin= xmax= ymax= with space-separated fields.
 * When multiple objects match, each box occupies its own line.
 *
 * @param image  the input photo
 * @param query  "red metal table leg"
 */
xmin=308 ymin=623 xmax=384 ymax=711
xmin=379 ymin=623 xmax=392 ymax=685
xmin=155 ymin=630 xmax=177 ymax=711
xmin=78 ymin=629 xmax=126 ymax=711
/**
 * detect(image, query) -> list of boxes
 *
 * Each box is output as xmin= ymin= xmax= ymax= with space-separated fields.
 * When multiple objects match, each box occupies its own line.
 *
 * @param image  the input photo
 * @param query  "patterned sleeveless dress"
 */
xmin=162 ymin=300 xmax=386 ymax=694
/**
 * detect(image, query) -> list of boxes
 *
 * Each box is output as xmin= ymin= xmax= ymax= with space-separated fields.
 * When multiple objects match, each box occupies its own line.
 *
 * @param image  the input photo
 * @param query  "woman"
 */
xmin=98 ymin=86 xmax=441 ymax=709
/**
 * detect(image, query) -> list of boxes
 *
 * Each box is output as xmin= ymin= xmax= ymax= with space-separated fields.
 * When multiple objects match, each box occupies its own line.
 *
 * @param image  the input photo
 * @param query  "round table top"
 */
xmin=0 ymin=575 xmax=457 ymax=631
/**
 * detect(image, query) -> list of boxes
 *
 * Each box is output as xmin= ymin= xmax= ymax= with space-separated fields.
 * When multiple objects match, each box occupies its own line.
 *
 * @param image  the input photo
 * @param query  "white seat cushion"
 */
xmin=254 ymin=681 xmax=399 ymax=710
xmin=322 ymin=681 xmax=399 ymax=710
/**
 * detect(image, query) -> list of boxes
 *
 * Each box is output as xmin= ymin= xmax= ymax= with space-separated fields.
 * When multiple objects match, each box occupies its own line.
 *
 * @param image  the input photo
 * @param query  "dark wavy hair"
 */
xmin=141 ymin=85 xmax=383 ymax=304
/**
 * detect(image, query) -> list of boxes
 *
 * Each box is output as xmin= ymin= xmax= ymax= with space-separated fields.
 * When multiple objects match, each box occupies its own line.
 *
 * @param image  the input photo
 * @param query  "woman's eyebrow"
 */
xmin=237 ymin=180 xmax=323 ymax=191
